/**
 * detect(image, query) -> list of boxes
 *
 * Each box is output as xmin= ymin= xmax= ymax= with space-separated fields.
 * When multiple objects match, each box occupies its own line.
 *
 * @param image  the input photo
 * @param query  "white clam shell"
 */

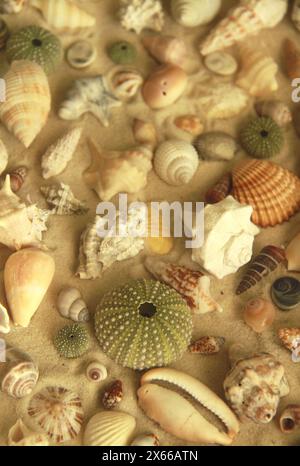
xmin=154 ymin=140 xmax=199 ymax=186
xmin=84 ymin=411 xmax=136 ymax=446
xmin=171 ymin=0 xmax=221 ymax=27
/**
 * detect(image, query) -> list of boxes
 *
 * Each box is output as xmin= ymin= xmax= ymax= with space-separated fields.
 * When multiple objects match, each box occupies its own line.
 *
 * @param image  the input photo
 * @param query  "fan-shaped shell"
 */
xmin=0 ymin=60 xmax=51 ymax=148
xmin=84 ymin=411 xmax=136 ymax=446
xmin=171 ymin=0 xmax=221 ymax=27
xmin=27 ymin=386 xmax=84 ymax=444
xmin=154 ymin=140 xmax=198 ymax=186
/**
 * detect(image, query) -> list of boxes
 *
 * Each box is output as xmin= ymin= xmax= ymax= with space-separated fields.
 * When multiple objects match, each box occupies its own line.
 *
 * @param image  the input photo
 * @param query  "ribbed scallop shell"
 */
xmin=0 ymin=60 xmax=51 ymax=148
xmin=1 ymin=361 xmax=39 ymax=399
xmin=28 ymin=386 xmax=84 ymax=444
xmin=232 ymin=160 xmax=300 ymax=227
xmin=171 ymin=0 xmax=221 ymax=27
xmin=154 ymin=140 xmax=198 ymax=186
xmin=84 ymin=411 xmax=136 ymax=446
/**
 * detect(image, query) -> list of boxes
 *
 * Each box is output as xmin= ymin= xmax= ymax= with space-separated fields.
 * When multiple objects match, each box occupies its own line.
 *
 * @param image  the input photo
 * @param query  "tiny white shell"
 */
xmin=84 ymin=411 xmax=136 ymax=446
xmin=86 ymin=361 xmax=108 ymax=383
xmin=57 ymin=287 xmax=89 ymax=322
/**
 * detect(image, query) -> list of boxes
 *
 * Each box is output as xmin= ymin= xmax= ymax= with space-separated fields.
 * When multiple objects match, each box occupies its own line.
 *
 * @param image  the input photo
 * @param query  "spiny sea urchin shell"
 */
xmin=54 ymin=323 xmax=89 ymax=359
xmin=240 ymin=117 xmax=284 ymax=159
xmin=94 ymin=279 xmax=193 ymax=370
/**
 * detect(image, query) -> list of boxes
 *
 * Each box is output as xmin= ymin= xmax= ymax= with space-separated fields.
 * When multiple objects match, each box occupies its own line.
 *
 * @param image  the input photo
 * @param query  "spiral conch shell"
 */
xmin=84 ymin=411 xmax=136 ymax=446
xmin=30 ymin=0 xmax=96 ymax=32
xmin=0 ymin=60 xmax=51 ymax=148
xmin=154 ymin=140 xmax=198 ymax=186
xmin=171 ymin=0 xmax=221 ymax=27
xmin=192 ymin=196 xmax=259 ymax=279
xmin=57 ymin=287 xmax=89 ymax=322
xmin=0 ymin=140 xmax=8 ymax=177
xmin=8 ymin=419 xmax=49 ymax=446
xmin=118 ymin=0 xmax=164 ymax=34
xmin=138 ymin=368 xmax=239 ymax=445
xmin=200 ymin=0 xmax=288 ymax=56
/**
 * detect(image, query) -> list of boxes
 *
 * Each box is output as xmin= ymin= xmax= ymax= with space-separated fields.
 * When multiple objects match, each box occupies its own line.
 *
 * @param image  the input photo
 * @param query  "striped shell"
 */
xmin=205 ymin=172 xmax=232 ymax=204
xmin=84 ymin=411 xmax=136 ymax=446
xmin=236 ymin=245 xmax=286 ymax=294
xmin=171 ymin=0 xmax=221 ymax=27
xmin=0 ymin=60 xmax=51 ymax=148
xmin=30 ymin=0 xmax=96 ymax=32
xmin=154 ymin=140 xmax=198 ymax=186
xmin=1 ymin=347 xmax=39 ymax=399
xmin=28 ymin=386 xmax=84 ymax=444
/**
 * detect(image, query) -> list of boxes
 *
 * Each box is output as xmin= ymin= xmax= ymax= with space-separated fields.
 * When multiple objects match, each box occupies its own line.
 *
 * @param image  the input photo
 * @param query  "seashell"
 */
xmin=138 ymin=367 xmax=240 ymax=445
xmin=171 ymin=0 xmax=221 ymax=27
xmin=278 ymin=328 xmax=300 ymax=353
xmin=236 ymin=45 xmax=278 ymax=97
xmin=1 ymin=346 xmax=39 ymax=399
xmin=66 ymin=40 xmax=97 ymax=70
xmin=76 ymin=217 xmax=103 ymax=280
xmin=86 ymin=361 xmax=107 ymax=383
xmin=271 ymin=276 xmax=300 ymax=311
xmin=6 ymin=166 xmax=28 ymax=193
xmin=0 ymin=302 xmax=10 ymax=334
xmin=205 ymin=172 xmax=232 ymax=204
xmin=84 ymin=411 xmax=136 ymax=446
xmin=131 ymin=433 xmax=160 ymax=446
xmin=154 ymin=140 xmax=198 ymax=186
xmin=0 ymin=0 xmax=25 ymax=13
xmin=8 ymin=419 xmax=49 ymax=446
xmin=255 ymin=100 xmax=292 ymax=127
xmin=292 ymin=0 xmax=300 ymax=31
xmin=283 ymin=38 xmax=300 ymax=80
xmin=224 ymin=352 xmax=289 ymax=424
xmin=132 ymin=119 xmax=157 ymax=149
xmin=0 ymin=19 xmax=9 ymax=51
xmin=102 ymin=380 xmax=123 ymax=409
xmin=174 ymin=115 xmax=204 ymax=137
xmin=200 ymin=0 xmax=288 ymax=56
xmin=194 ymin=132 xmax=238 ymax=162
xmin=41 ymin=127 xmax=82 ymax=179
xmin=286 ymin=232 xmax=300 ymax=272
xmin=188 ymin=336 xmax=225 ymax=355
xmin=94 ymin=279 xmax=193 ymax=370
xmin=142 ymin=35 xmax=186 ymax=67
xmin=107 ymin=41 xmax=137 ymax=66
xmin=145 ymin=258 xmax=223 ymax=314
xmin=192 ymin=196 xmax=260 ymax=279
xmin=142 ymin=65 xmax=187 ymax=109
xmin=30 ymin=0 xmax=96 ymax=32
xmin=144 ymin=205 xmax=174 ymax=256
xmin=57 ymin=287 xmax=89 ymax=322
xmin=54 ymin=323 xmax=89 ymax=359
xmin=107 ymin=67 xmax=143 ymax=101
xmin=118 ymin=0 xmax=164 ymax=34
xmin=0 ymin=60 xmax=51 ymax=148
xmin=4 ymin=248 xmax=55 ymax=327
xmin=40 ymin=183 xmax=88 ymax=216
xmin=243 ymin=298 xmax=276 ymax=333
xmin=204 ymin=52 xmax=238 ymax=76
xmin=59 ymin=76 xmax=121 ymax=128
xmin=0 ymin=139 xmax=8 ymax=176
xmin=279 ymin=405 xmax=300 ymax=433
xmin=84 ymin=139 xmax=152 ymax=201
xmin=236 ymin=245 xmax=286 ymax=295
xmin=28 ymin=386 xmax=84 ymax=444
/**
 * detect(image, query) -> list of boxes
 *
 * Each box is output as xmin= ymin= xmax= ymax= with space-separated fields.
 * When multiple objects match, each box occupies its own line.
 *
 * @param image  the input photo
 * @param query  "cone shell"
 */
xmin=142 ymin=35 xmax=186 ymax=67
xmin=8 ymin=419 xmax=49 ymax=446
xmin=84 ymin=411 xmax=136 ymax=446
xmin=283 ymin=38 xmax=300 ymax=80
xmin=154 ymin=140 xmax=198 ymax=186
xmin=28 ymin=386 xmax=84 ymax=444
xmin=4 ymin=248 xmax=55 ymax=327
xmin=0 ymin=60 xmax=51 ymax=148
xmin=171 ymin=0 xmax=221 ymax=27
xmin=236 ymin=245 xmax=286 ymax=294
xmin=30 ymin=0 xmax=96 ymax=32
xmin=243 ymin=298 xmax=276 ymax=333
xmin=286 ymin=232 xmax=300 ymax=272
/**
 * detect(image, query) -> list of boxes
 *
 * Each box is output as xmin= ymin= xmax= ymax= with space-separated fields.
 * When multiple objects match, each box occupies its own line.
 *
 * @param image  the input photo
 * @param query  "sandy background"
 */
xmin=0 ymin=0 xmax=299 ymax=446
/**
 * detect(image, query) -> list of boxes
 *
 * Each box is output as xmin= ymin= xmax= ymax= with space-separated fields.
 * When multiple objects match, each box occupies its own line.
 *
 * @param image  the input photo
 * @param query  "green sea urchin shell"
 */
xmin=6 ymin=25 xmax=62 ymax=74
xmin=54 ymin=323 xmax=89 ymax=358
xmin=107 ymin=41 xmax=137 ymax=65
xmin=240 ymin=117 xmax=284 ymax=159
xmin=94 ymin=279 xmax=193 ymax=370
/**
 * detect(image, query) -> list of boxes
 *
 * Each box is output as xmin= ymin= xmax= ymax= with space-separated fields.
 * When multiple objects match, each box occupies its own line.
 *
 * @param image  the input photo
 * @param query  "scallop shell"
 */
xmin=41 ymin=127 xmax=82 ymax=179
xmin=0 ymin=0 xmax=25 ymax=13
xmin=86 ymin=361 xmax=107 ymax=383
xmin=0 ymin=302 xmax=10 ymax=334
xmin=40 ymin=183 xmax=88 ymax=216
xmin=200 ymin=0 xmax=288 ymax=56
xmin=0 ymin=60 xmax=50 ymax=148
xmin=1 ymin=347 xmax=39 ymax=399
xmin=243 ymin=298 xmax=276 ymax=333
xmin=8 ymin=419 xmax=49 ymax=446
xmin=286 ymin=232 xmax=300 ymax=272
xmin=84 ymin=411 xmax=136 ymax=446
xmin=131 ymin=433 xmax=160 ymax=446
xmin=171 ymin=0 xmax=221 ymax=27
xmin=119 ymin=0 xmax=164 ymax=34
xmin=30 ymin=0 xmax=96 ymax=32
xmin=0 ymin=140 xmax=8 ymax=177
xmin=57 ymin=287 xmax=89 ymax=322
xmin=279 ymin=405 xmax=300 ymax=433
xmin=194 ymin=132 xmax=238 ymax=161
xmin=28 ymin=386 xmax=84 ymax=444
xmin=255 ymin=100 xmax=292 ymax=127
xmin=142 ymin=35 xmax=186 ymax=67
xmin=236 ymin=45 xmax=278 ymax=97
xmin=236 ymin=245 xmax=286 ymax=295
xmin=292 ymin=0 xmax=300 ymax=31
xmin=283 ymin=38 xmax=300 ymax=80
xmin=154 ymin=140 xmax=198 ymax=186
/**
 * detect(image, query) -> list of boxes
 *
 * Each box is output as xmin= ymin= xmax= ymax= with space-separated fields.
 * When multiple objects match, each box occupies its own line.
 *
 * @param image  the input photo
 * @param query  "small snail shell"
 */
xmin=86 ymin=361 xmax=108 ymax=383
xmin=57 ymin=287 xmax=89 ymax=322
xmin=279 ymin=405 xmax=300 ymax=433
xmin=243 ymin=298 xmax=276 ymax=333
xmin=1 ymin=347 xmax=39 ymax=399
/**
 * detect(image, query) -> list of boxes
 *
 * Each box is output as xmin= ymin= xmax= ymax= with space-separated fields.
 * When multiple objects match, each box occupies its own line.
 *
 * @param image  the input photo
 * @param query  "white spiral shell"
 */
xmin=57 ymin=287 xmax=89 ymax=322
xmin=84 ymin=411 xmax=136 ymax=446
xmin=154 ymin=140 xmax=199 ymax=186
xmin=171 ymin=0 xmax=221 ymax=27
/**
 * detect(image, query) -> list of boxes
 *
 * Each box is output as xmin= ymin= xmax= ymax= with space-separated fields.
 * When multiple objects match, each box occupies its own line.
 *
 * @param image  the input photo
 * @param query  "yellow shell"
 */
xmin=144 ymin=204 xmax=174 ymax=255
xmin=84 ymin=411 xmax=136 ymax=446
xmin=0 ymin=60 xmax=51 ymax=148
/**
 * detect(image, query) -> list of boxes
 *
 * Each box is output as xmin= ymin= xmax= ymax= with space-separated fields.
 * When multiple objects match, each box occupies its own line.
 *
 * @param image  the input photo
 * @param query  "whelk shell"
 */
xmin=279 ymin=405 xmax=300 ymax=433
xmin=188 ymin=336 xmax=225 ymax=355
xmin=243 ymin=298 xmax=276 ymax=333
xmin=142 ymin=35 xmax=186 ymax=67
xmin=286 ymin=232 xmax=300 ymax=272
xmin=86 ymin=361 xmax=107 ymax=383
xmin=84 ymin=410 xmax=136 ymax=446
xmin=171 ymin=0 xmax=221 ymax=27
xmin=57 ymin=287 xmax=89 ymax=322
xmin=8 ymin=419 xmax=49 ymax=446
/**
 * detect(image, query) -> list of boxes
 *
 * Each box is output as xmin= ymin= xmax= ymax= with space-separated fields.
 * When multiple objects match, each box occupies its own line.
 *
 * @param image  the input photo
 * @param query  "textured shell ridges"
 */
xmin=84 ymin=411 xmax=136 ymax=446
